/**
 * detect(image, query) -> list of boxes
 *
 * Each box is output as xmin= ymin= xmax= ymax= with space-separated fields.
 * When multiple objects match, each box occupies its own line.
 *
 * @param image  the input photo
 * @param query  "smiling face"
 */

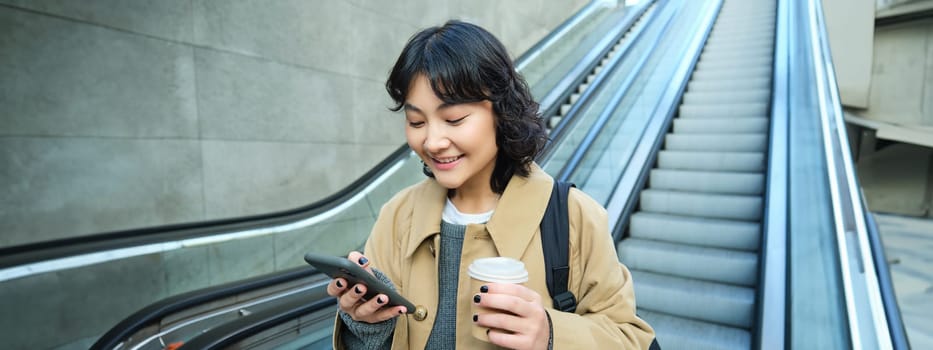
xmin=404 ymin=74 xmax=499 ymax=194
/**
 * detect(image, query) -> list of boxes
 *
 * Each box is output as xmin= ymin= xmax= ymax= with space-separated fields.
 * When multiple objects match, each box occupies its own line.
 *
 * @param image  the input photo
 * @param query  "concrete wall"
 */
xmin=846 ymin=18 xmax=933 ymax=216
xmin=823 ymin=0 xmax=874 ymax=108
xmin=860 ymin=19 xmax=933 ymax=127
xmin=0 ymin=0 xmax=588 ymax=248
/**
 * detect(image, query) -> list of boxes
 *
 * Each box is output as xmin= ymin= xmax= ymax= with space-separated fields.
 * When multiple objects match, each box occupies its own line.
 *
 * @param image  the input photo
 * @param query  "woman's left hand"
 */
xmin=473 ymin=283 xmax=550 ymax=350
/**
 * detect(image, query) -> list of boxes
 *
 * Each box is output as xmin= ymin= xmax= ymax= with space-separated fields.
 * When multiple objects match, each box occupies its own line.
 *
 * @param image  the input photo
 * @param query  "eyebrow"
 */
xmin=403 ymin=102 xmax=458 ymax=115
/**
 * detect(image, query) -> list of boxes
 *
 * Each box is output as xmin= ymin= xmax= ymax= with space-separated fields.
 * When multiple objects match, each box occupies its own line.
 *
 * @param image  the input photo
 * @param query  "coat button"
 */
xmin=413 ymin=305 xmax=428 ymax=321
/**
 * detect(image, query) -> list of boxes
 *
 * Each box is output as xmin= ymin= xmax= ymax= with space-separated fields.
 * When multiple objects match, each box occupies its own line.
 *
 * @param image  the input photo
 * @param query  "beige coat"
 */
xmin=335 ymin=164 xmax=655 ymax=349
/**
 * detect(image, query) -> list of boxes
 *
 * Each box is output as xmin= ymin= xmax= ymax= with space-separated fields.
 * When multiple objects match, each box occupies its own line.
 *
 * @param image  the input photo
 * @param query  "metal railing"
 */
xmin=808 ymin=0 xmax=903 ymax=347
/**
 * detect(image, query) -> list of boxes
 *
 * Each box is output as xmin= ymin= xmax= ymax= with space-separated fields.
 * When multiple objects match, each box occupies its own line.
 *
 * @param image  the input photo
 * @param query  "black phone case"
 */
xmin=304 ymin=252 xmax=415 ymax=313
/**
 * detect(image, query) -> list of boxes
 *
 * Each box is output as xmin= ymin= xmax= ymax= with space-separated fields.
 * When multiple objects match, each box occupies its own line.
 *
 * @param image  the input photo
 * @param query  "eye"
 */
xmin=447 ymin=115 xmax=469 ymax=125
xmin=408 ymin=121 xmax=424 ymax=128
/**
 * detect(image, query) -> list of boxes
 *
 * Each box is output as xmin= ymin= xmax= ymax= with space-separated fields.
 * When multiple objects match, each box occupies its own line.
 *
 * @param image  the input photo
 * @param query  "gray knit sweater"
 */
xmin=339 ymin=221 xmax=466 ymax=349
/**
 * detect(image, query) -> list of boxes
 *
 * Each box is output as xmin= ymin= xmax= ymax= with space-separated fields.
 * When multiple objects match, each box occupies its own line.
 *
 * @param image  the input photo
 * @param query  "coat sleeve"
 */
xmin=547 ymin=189 xmax=656 ymax=349
xmin=333 ymin=190 xmax=411 ymax=350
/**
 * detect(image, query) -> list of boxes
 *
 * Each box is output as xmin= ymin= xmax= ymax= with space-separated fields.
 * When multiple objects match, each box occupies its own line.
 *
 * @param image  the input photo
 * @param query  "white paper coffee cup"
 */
xmin=468 ymin=257 xmax=529 ymax=283
xmin=468 ymin=257 xmax=529 ymax=341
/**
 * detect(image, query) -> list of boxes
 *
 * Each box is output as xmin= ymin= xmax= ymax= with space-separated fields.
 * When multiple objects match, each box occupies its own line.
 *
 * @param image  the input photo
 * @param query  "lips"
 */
xmin=430 ymin=155 xmax=463 ymax=171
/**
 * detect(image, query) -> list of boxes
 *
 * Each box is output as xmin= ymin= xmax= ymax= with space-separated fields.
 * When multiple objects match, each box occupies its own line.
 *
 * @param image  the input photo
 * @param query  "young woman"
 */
xmin=326 ymin=20 xmax=655 ymax=349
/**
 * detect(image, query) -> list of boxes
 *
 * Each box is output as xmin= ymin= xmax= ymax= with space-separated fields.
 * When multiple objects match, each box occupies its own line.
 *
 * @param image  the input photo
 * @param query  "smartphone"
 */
xmin=304 ymin=252 xmax=415 ymax=313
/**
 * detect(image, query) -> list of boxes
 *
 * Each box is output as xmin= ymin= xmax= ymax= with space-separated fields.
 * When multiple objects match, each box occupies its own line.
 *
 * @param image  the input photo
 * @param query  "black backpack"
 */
xmin=539 ymin=180 xmax=661 ymax=350
xmin=539 ymin=180 xmax=578 ymax=313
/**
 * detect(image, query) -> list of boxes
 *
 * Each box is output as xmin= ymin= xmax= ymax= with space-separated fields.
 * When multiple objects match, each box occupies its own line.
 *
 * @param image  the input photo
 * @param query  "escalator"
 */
xmin=98 ymin=0 xmax=908 ymax=349
xmin=615 ymin=0 xmax=775 ymax=348
xmin=2 ymin=0 xmax=907 ymax=349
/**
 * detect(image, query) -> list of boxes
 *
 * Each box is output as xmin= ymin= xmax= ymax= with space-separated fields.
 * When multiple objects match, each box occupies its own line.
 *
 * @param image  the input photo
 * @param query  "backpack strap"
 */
xmin=540 ymin=180 xmax=577 ymax=313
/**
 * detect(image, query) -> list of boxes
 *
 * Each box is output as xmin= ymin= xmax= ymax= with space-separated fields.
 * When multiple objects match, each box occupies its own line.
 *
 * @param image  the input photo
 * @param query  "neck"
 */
xmin=449 ymin=184 xmax=499 ymax=214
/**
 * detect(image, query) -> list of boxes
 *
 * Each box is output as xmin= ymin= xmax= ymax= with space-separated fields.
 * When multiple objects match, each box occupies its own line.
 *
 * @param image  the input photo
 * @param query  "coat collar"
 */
xmin=404 ymin=163 xmax=554 ymax=259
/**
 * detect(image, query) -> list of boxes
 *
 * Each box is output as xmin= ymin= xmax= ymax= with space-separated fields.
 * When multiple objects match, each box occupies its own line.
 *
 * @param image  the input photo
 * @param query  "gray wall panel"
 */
xmin=0 ymin=137 xmax=203 ymax=246
xmin=0 ymin=0 xmax=195 ymax=43
xmin=196 ymin=48 xmax=355 ymax=142
xmin=346 ymin=6 xmax=419 ymax=78
xmin=201 ymin=140 xmax=396 ymax=219
xmin=868 ymin=23 xmax=927 ymax=125
xmin=192 ymin=0 xmax=356 ymax=76
xmin=0 ymin=9 xmax=198 ymax=138
xmin=351 ymin=77 xmax=404 ymax=145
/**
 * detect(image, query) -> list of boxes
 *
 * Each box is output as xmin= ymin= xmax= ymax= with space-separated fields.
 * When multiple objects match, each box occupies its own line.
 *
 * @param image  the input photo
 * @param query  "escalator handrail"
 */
xmin=554 ymin=5 xmax=678 ymax=183
xmin=514 ymin=0 xmax=608 ymax=73
xmin=90 ymin=7 xmax=639 ymax=348
xmin=538 ymin=0 xmax=655 ymax=122
xmin=757 ymin=0 xmax=789 ymax=348
xmin=808 ymin=0 xmax=902 ymax=347
xmin=539 ymin=0 xmax=661 ymax=163
xmin=864 ymin=209 xmax=911 ymax=350
xmin=178 ymin=290 xmax=336 ymax=350
xmin=90 ymin=266 xmax=318 ymax=350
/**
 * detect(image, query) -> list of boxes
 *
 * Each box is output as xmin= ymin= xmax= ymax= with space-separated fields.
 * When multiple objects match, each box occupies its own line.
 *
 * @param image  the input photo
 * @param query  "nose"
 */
xmin=423 ymin=123 xmax=450 ymax=154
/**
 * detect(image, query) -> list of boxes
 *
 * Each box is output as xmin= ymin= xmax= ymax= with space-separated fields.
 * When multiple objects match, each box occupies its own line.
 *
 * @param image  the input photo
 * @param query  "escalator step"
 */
xmin=619 ymin=238 xmax=759 ymax=286
xmin=657 ymin=150 xmax=764 ymax=172
xmin=691 ymin=65 xmax=772 ymax=80
xmin=665 ymin=133 xmax=767 ymax=152
xmin=696 ymin=56 xmax=771 ymax=71
xmin=679 ymin=103 xmax=768 ymax=118
xmin=629 ymin=212 xmax=760 ymax=251
xmin=687 ymin=77 xmax=770 ymax=92
xmin=650 ymin=169 xmax=764 ymax=195
xmin=710 ymin=21 xmax=774 ymax=38
xmin=682 ymin=90 xmax=770 ymax=105
xmin=673 ymin=117 xmax=769 ymax=134
xmin=638 ymin=310 xmax=751 ymax=350
xmin=703 ymin=39 xmax=774 ymax=52
xmin=707 ymin=29 xmax=775 ymax=42
xmin=698 ymin=48 xmax=774 ymax=62
xmin=710 ymin=18 xmax=776 ymax=30
xmin=632 ymin=270 xmax=755 ymax=328
xmin=640 ymin=189 xmax=763 ymax=221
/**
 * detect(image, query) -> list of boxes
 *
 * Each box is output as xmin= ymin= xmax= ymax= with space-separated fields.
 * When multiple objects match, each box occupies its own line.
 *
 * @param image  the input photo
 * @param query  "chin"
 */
xmin=432 ymin=174 xmax=464 ymax=190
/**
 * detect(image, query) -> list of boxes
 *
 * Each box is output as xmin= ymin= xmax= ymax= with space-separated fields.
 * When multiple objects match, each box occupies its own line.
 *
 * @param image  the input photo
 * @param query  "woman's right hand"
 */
xmin=325 ymin=251 xmax=407 ymax=323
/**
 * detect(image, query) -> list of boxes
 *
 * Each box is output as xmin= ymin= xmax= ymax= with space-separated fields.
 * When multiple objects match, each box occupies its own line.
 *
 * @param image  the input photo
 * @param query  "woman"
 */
xmin=326 ymin=20 xmax=655 ymax=349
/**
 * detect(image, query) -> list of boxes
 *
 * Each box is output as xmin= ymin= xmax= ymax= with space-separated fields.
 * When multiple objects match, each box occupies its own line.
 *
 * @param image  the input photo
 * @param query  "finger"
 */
xmin=474 ymin=292 xmax=538 ymax=318
xmin=482 ymin=282 xmax=542 ymax=303
xmin=473 ymin=311 xmax=525 ymax=334
xmin=353 ymin=294 xmax=406 ymax=323
xmin=326 ymin=278 xmax=349 ymax=297
xmin=338 ymin=283 xmax=367 ymax=312
xmin=346 ymin=251 xmax=374 ymax=274
xmin=355 ymin=293 xmax=389 ymax=318
xmin=369 ymin=304 xmax=408 ymax=322
xmin=363 ymin=304 xmax=408 ymax=323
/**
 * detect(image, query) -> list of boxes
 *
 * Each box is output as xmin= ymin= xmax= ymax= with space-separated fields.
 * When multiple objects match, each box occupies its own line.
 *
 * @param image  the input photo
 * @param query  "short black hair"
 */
xmin=386 ymin=20 xmax=547 ymax=194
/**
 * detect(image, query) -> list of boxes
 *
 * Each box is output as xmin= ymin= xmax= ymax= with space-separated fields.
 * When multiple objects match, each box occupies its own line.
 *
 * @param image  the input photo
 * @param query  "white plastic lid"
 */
xmin=467 ymin=257 xmax=529 ymax=284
